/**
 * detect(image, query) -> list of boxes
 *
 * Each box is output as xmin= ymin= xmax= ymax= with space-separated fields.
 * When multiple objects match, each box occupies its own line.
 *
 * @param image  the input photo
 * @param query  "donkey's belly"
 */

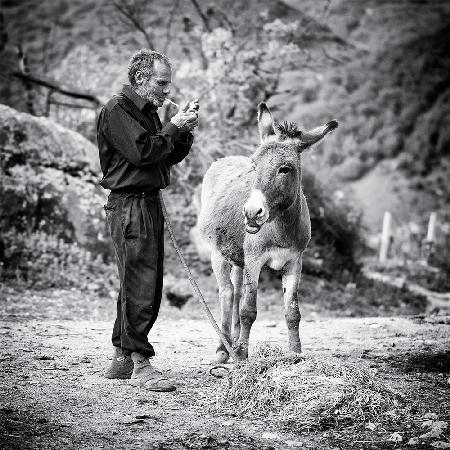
xmin=264 ymin=248 xmax=299 ymax=270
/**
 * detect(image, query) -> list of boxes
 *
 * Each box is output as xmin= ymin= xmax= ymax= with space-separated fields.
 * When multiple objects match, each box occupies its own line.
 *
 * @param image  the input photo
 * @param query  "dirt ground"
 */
xmin=1 ymin=285 xmax=449 ymax=450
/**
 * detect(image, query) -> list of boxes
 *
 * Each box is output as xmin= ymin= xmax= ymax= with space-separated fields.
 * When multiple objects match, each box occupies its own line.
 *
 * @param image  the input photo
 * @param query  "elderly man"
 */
xmin=97 ymin=49 xmax=198 ymax=392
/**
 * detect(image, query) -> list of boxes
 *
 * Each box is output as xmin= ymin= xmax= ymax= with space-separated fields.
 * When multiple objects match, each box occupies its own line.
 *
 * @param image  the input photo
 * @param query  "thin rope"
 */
xmin=159 ymin=191 xmax=239 ymax=362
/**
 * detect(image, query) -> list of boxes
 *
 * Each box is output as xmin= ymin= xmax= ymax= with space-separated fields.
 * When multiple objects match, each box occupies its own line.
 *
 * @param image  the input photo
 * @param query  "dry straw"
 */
xmin=217 ymin=342 xmax=404 ymax=431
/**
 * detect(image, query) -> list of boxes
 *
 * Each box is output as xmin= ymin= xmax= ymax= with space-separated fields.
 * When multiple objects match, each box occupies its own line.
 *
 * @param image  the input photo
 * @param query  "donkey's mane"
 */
xmin=274 ymin=121 xmax=303 ymax=139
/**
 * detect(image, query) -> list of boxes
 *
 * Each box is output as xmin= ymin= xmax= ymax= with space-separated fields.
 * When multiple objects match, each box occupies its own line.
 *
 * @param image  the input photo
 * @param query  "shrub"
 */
xmin=0 ymin=229 xmax=117 ymax=294
xmin=302 ymin=170 xmax=363 ymax=277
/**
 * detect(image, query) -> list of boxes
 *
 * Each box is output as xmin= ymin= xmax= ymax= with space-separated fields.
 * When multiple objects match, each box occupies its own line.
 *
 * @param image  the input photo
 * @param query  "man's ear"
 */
xmin=257 ymin=103 xmax=276 ymax=142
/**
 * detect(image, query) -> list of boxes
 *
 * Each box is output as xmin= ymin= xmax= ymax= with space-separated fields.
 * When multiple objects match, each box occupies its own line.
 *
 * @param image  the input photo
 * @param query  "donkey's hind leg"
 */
xmin=231 ymin=265 xmax=243 ymax=345
xmin=211 ymin=249 xmax=233 ymax=364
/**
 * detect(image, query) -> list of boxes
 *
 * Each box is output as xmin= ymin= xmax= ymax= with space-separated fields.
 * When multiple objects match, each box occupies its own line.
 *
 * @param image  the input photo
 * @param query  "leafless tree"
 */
xmin=112 ymin=0 xmax=156 ymax=50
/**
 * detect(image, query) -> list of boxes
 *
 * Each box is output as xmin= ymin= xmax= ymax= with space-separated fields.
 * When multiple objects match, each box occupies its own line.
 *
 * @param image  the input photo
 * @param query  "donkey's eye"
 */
xmin=278 ymin=166 xmax=292 ymax=174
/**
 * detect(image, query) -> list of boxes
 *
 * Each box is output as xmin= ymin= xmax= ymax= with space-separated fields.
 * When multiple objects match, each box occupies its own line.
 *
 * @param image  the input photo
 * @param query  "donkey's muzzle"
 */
xmin=243 ymin=189 xmax=269 ymax=234
xmin=244 ymin=214 xmax=264 ymax=234
xmin=245 ymin=221 xmax=261 ymax=234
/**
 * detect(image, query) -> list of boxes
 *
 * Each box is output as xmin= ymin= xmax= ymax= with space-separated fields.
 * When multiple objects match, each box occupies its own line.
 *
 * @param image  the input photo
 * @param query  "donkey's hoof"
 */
xmin=233 ymin=342 xmax=249 ymax=361
xmin=211 ymin=351 xmax=229 ymax=364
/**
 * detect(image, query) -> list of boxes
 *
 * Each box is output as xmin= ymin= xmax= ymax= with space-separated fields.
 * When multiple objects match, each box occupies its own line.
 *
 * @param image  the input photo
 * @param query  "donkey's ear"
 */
xmin=257 ymin=103 xmax=276 ymax=141
xmin=300 ymin=120 xmax=338 ymax=147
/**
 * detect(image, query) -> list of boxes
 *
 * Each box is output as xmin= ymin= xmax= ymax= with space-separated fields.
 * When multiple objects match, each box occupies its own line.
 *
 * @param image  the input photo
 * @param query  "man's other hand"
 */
xmin=170 ymin=110 xmax=199 ymax=132
xmin=182 ymin=99 xmax=200 ymax=113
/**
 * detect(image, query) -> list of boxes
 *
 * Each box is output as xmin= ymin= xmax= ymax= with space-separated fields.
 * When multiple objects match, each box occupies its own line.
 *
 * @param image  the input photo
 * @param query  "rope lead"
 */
xmin=159 ymin=191 xmax=239 ymax=362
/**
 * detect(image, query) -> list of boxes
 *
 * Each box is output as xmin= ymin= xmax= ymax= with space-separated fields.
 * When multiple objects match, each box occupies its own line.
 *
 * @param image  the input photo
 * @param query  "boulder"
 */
xmin=0 ymin=104 xmax=111 ymax=265
xmin=0 ymin=104 xmax=99 ymax=172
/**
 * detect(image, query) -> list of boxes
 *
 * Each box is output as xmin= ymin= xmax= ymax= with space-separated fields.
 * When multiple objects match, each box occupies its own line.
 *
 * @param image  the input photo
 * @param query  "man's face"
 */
xmin=135 ymin=60 xmax=172 ymax=108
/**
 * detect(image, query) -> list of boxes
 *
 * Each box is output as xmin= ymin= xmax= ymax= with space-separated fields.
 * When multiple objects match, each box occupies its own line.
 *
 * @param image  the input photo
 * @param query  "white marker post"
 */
xmin=426 ymin=212 xmax=437 ymax=243
xmin=379 ymin=211 xmax=392 ymax=263
xmin=423 ymin=212 xmax=437 ymax=263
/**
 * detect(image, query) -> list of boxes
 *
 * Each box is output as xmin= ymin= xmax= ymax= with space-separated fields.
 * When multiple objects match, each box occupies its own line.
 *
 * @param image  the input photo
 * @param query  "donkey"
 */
xmin=198 ymin=103 xmax=338 ymax=363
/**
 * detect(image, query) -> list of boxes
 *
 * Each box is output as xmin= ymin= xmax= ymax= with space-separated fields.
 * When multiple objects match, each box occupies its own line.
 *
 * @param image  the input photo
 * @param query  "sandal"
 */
xmin=129 ymin=368 xmax=176 ymax=392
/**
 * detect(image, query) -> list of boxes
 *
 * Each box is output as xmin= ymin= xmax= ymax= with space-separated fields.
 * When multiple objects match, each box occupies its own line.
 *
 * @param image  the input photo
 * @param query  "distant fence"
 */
xmin=378 ymin=211 xmax=450 ymax=265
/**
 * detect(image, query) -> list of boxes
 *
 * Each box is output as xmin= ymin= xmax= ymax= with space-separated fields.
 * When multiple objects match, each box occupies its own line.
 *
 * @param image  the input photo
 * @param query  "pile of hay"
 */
xmin=218 ymin=343 xmax=404 ymax=431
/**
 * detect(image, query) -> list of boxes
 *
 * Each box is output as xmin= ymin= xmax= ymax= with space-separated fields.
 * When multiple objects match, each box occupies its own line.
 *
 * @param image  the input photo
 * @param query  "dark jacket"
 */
xmin=97 ymin=84 xmax=193 ymax=193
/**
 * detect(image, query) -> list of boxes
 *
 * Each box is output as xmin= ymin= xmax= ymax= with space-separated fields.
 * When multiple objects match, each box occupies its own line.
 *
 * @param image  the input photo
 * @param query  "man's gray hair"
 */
xmin=127 ymin=49 xmax=171 ymax=86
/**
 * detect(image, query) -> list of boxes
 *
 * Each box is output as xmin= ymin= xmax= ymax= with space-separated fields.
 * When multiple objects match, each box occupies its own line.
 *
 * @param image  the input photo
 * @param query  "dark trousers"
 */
xmin=104 ymin=191 xmax=164 ymax=358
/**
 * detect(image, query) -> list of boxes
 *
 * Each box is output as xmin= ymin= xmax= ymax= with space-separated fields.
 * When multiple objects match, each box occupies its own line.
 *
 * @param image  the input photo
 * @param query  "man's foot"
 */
xmin=104 ymin=347 xmax=133 ymax=379
xmin=129 ymin=352 xmax=176 ymax=392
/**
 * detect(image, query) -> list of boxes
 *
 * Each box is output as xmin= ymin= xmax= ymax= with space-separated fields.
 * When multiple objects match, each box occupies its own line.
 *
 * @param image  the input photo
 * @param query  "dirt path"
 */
xmin=1 ymin=312 xmax=449 ymax=449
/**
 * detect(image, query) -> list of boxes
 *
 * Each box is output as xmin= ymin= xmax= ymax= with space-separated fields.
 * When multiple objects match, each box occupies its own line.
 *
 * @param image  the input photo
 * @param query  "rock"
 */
xmin=0 ymin=104 xmax=99 ymax=172
xmin=163 ymin=274 xmax=193 ymax=308
xmin=0 ymin=104 xmax=111 ymax=265
xmin=431 ymin=442 xmax=450 ymax=449
xmin=285 ymin=440 xmax=303 ymax=447
xmin=221 ymin=420 xmax=234 ymax=426
xmin=388 ymin=432 xmax=403 ymax=442
xmin=262 ymin=432 xmax=279 ymax=440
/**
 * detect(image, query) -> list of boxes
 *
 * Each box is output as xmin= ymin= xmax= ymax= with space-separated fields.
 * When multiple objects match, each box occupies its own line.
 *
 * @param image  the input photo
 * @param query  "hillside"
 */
xmin=276 ymin=2 xmax=450 ymax=230
xmin=1 ymin=0 xmax=449 ymax=237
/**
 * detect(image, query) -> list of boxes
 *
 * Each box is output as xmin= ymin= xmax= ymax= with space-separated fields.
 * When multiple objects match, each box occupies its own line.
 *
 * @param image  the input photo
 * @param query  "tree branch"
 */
xmin=16 ymin=44 xmax=35 ymax=114
xmin=189 ymin=0 xmax=212 ymax=33
xmin=11 ymin=72 xmax=101 ymax=106
xmin=163 ymin=0 xmax=180 ymax=53
xmin=112 ymin=1 xmax=155 ymax=49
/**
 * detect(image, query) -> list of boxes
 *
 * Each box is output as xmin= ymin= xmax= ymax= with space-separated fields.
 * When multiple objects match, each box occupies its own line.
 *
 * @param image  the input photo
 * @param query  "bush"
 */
xmin=302 ymin=170 xmax=364 ymax=277
xmin=0 ymin=229 xmax=117 ymax=294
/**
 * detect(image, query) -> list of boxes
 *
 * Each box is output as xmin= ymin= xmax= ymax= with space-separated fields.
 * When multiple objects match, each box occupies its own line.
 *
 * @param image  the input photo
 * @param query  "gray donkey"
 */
xmin=198 ymin=103 xmax=338 ymax=363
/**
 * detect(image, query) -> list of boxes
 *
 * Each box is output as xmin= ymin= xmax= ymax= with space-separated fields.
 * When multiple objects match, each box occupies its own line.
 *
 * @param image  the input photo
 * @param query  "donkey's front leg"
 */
xmin=235 ymin=264 xmax=261 ymax=360
xmin=282 ymin=257 xmax=303 ymax=354
xmin=211 ymin=249 xmax=233 ymax=364
xmin=231 ymin=265 xmax=243 ymax=345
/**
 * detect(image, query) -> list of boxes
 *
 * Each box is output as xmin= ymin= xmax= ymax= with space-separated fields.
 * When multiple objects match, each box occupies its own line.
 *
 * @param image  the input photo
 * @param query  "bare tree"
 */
xmin=16 ymin=44 xmax=35 ymax=115
xmin=188 ymin=0 xmax=212 ymax=33
xmin=112 ymin=0 xmax=155 ymax=49
xmin=12 ymin=71 xmax=101 ymax=107
xmin=163 ymin=0 xmax=181 ymax=54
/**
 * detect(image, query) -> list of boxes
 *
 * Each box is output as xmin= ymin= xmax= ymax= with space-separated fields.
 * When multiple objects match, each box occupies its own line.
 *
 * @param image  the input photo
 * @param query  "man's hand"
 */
xmin=182 ymin=98 xmax=200 ymax=113
xmin=170 ymin=109 xmax=199 ymax=132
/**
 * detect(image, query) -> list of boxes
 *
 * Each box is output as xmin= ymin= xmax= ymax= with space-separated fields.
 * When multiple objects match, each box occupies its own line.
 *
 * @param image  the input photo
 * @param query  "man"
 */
xmin=97 ymin=49 xmax=199 ymax=392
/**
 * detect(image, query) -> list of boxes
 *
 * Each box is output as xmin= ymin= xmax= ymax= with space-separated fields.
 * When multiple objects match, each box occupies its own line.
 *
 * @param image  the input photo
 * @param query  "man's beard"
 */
xmin=135 ymin=85 xmax=159 ymax=105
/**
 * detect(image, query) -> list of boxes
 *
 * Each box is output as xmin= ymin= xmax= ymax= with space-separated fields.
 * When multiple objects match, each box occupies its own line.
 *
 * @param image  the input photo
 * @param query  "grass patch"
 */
xmin=218 ymin=343 xmax=405 ymax=432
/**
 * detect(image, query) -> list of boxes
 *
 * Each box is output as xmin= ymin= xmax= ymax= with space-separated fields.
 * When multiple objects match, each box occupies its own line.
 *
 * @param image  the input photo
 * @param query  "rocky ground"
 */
xmin=0 ymin=290 xmax=449 ymax=449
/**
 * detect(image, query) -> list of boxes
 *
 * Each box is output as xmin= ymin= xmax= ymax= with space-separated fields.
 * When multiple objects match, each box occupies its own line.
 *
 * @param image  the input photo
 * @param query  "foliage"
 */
xmin=0 ymin=165 xmax=115 ymax=292
xmin=299 ymin=274 xmax=427 ymax=317
xmin=2 ymin=0 xmax=450 ymax=294
xmin=301 ymin=169 xmax=363 ymax=276
xmin=366 ymin=260 xmax=450 ymax=295
xmin=0 ymin=229 xmax=117 ymax=293
xmin=0 ymin=108 xmax=113 ymax=290
xmin=176 ymin=21 xmax=305 ymax=135
xmin=318 ymin=25 xmax=450 ymax=194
